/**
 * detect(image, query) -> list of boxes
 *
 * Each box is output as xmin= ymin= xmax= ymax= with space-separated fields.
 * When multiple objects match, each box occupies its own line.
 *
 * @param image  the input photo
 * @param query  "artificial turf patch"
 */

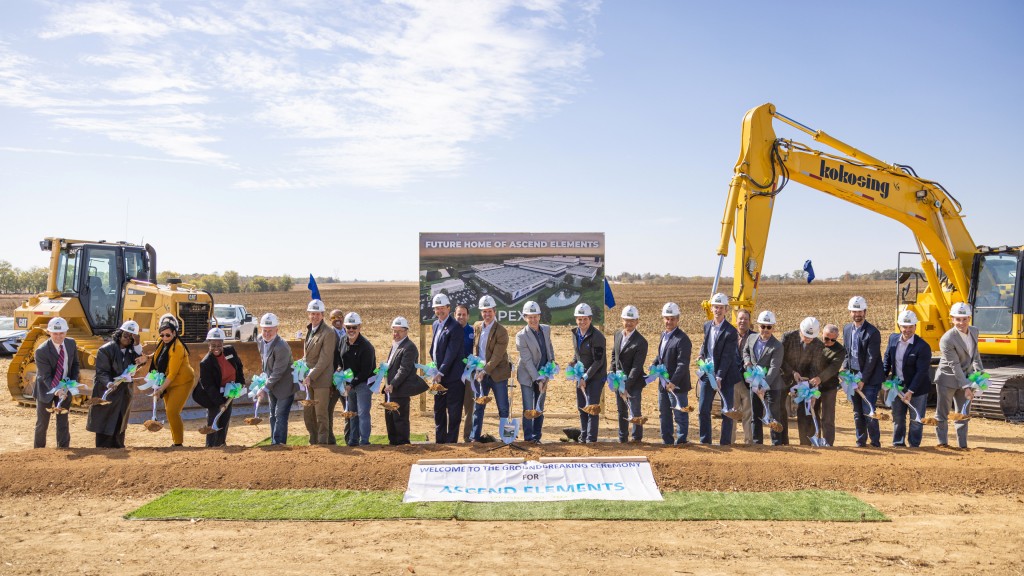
xmin=125 ymin=489 xmax=888 ymax=522
xmin=252 ymin=433 xmax=427 ymax=447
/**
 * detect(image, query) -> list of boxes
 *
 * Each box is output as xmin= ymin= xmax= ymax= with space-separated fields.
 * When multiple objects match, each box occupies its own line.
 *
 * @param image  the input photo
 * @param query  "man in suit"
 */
xmin=611 ymin=305 xmax=649 ymax=443
xmin=515 ymin=300 xmax=555 ymax=443
xmin=572 ymin=302 xmax=607 ymax=443
xmin=256 ymin=312 xmax=296 ymax=446
xmin=731 ymin=309 xmax=754 ymax=444
xmin=455 ymin=304 xmax=476 ymax=442
xmin=328 ymin=309 xmax=350 ymax=446
xmin=818 ymin=324 xmax=847 ymax=446
xmin=743 ymin=310 xmax=785 ymax=445
xmin=470 ymin=295 xmax=512 ymax=442
xmin=301 ymin=299 xmax=338 ymax=445
xmin=429 ymin=293 xmax=465 ymax=443
xmin=383 ymin=317 xmax=429 ymax=445
xmin=698 ymin=293 xmax=741 ymax=445
xmin=34 ymin=317 xmax=80 ymax=448
xmin=338 ymin=312 xmax=376 ymax=446
xmin=783 ymin=317 xmax=826 ymax=446
xmin=883 ymin=310 xmax=932 ymax=447
xmin=655 ymin=302 xmax=692 ymax=445
xmin=842 ymin=296 xmax=883 ymax=447
xmin=934 ymin=302 xmax=983 ymax=448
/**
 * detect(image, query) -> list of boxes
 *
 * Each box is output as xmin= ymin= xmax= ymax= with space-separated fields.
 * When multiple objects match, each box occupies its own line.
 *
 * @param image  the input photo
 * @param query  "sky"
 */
xmin=1 ymin=0 xmax=1021 ymax=281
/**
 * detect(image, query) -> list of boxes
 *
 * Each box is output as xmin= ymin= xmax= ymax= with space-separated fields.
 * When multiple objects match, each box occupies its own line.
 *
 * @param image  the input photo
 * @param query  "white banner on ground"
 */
xmin=403 ymin=457 xmax=663 ymax=502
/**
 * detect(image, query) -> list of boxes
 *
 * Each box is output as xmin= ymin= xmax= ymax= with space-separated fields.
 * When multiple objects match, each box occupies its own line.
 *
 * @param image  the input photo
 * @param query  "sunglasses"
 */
xmin=759 ymin=325 xmax=773 ymax=330
xmin=345 ymin=326 xmax=359 ymax=331
xmin=823 ymin=336 xmax=837 ymax=343
xmin=159 ymin=332 xmax=173 ymax=338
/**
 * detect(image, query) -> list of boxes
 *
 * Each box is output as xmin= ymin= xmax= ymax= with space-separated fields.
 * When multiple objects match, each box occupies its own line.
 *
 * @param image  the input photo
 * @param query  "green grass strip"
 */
xmin=126 ymin=489 xmax=887 ymax=522
xmin=252 ymin=434 xmax=426 ymax=447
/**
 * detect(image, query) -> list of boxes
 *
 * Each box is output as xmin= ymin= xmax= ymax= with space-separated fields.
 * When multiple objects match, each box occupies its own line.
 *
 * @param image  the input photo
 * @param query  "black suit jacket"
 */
xmin=387 ymin=338 xmax=429 ymax=398
xmin=86 ymin=340 xmax=139 ymax=435
xmin=611 ymin=330 xmax=649 ymax=392
xmin=33 ymin=338 xmax=81 ymax=402
xmin=571 ymin=326 xmax=607 ymax=385
xmin=842 ymin=321 xmax=883 ymax=389
xmin=699 ymin=320 xmax=740 ymax=387
xmin=882 ymin=334 xmax=932 ymax=397
xmin=431 ymin=316 xmax=464 ymax=386
xmin=654 ymin=328 xmax=692 ymax=393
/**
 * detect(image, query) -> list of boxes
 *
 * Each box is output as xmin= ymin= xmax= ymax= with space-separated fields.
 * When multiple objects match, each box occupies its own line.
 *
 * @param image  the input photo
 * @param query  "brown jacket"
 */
xmin=303 ymin=322 xmax=337 ymax=389
xmin=473 ymin=320 xmax=512 ymax=382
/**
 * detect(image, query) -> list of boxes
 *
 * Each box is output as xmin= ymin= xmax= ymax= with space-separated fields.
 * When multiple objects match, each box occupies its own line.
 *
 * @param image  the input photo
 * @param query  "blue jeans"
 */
xmin=576 ymin=379 xmax=604 ymax=443
xmin=346 ymin=383 xmax=372 ymax=446
xmin=892 ymin=392 xmax=928 ymax=447
xmin=520 ymin=382 xmax=546 ymax=442
xmin=852 ymin=385 xmax=881 ymax=446
xmin=268 ymin=392 xmax=294 ymax=446
xmin=471 ymin=376 xmax=509 ymax=441
xmin=698 ymin=377 xmax=734 ymax=445
xmin=658 ymin=385 xmax=689 ymax=444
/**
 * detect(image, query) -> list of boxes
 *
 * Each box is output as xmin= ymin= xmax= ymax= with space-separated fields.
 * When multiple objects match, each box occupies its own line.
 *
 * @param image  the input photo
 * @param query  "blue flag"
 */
xmin=604 ymin=278 xmax=616 ymax=308
xmin=307 ymin=274 xmax=321 ymax=300
xmin=803 ymin=260 xmax=815 ymax=284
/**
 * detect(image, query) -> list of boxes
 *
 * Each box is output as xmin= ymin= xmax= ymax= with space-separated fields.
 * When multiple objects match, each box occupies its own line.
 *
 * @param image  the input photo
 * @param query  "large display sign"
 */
xmin=419 ymin=232 xmax=605 ymax=326
xmin=403 ymin=457 xmax=663 ymax=502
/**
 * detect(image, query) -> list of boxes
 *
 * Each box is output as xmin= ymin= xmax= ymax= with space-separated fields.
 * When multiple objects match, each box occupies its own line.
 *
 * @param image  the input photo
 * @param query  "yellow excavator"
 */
xmin=705 ymin=103 xmax=1023 ymax=421
xmin=6 ymin=238 xmax=272 ymax=419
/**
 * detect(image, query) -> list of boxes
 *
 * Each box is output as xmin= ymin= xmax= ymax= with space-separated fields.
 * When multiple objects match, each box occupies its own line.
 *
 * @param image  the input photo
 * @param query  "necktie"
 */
xmin=52 ymin=343 xmax=65 ymax=389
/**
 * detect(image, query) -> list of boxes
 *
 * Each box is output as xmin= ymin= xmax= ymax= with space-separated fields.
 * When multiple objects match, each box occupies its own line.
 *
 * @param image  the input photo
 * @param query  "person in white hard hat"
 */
xmin=571 ymin=302 xmax=607 ymax=443
xmin=256 ymin=312 xmax=297 ymax=445
xmin=841 ymin=296 xmax=883 ymax=447
xmin=87 ymin=320 xmax=148 ymax=448
xmin=817 ymin=323 xmax=846 ymax=446
xmin=193 ymin=327 xmax=246 ymax=447
xmin=731 ymin=309 xmax=754 ymax=444
xmin=429 ymin=292 xmax=466 ymax=443
xmin=783 ymin=317 xmax=825 ymax=446
xmin=742 ymin=311 xmax=785 ymax=445
xmin=33 ymin=317 xmax=80 ymax=448
xmin=454 ymin=304 xmax=476 ymax=442
xmin=327 ymin=309 xmax=350 ymax=445
xmin=882 ymin=310 xmax=932 ymax=447
xmin=338 ymin=311 xmax=377 ymax=446
xmin=698 ymin=293 xmax=741 ymax=445
xmin=515 ymin=301 xmax=555 ymax=443
xmin=301 ymin=299 xmax=338 ymax=445
xmin=654 ymin=302 xmax=692 ymax=445
xmin=470 ymin=295 xmax=512 ymax=442
xmin=382 ymin=317 xmax=429 ymax=445
xmin=148 ymin=315 xmax=195 ymax=447
xmin=611 ymin=305 xmax=649 ymax=443
xmin=933 ymin=302 xmax=983 ymax=448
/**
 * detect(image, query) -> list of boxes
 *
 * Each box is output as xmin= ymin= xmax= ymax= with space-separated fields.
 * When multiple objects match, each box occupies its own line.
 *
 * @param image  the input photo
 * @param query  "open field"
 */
xmin=1 ymin=282 xmax=1023 ymax=575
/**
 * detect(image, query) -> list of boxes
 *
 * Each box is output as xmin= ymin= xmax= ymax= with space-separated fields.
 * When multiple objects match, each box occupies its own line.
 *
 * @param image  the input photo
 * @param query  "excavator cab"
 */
xmin=51 ymin=240 xmax=150 ymax=334
xmin=969 ymin=247 xmax=1021 ymax=344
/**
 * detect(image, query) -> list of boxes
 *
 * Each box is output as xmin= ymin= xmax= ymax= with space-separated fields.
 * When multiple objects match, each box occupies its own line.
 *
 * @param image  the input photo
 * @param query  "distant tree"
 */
xmin=277 ymin=274 xmax=293 ymax=292
xmin=19 ymin=267 xmax=48 ymax=293
xmin=197 ymin=274 xmax=226 ymax=293
xmin=223 ymin=270 xmax=240 ymax=293
xmin=247 ymin=276 xmax=271 ymax=292
xmin=157 ymin=270 xmax=179 ymax=284
xmin=0 ymin=261 xmax=15 ymax=293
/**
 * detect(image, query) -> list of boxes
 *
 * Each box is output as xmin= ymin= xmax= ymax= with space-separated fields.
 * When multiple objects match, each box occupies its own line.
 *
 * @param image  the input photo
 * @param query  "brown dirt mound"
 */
xmin=2 ymin=443 xmax=1021 ymax=498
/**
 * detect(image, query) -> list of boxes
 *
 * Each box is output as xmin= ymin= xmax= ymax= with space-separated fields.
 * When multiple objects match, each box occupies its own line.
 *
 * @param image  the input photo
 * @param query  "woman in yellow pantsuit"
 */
xmin=150 ymin=317 xmax=195 ymax=446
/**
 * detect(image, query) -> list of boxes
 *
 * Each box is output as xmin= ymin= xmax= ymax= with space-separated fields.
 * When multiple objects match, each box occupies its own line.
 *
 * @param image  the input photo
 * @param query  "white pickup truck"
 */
xmin=212 ymin=304 xmax=258 ymax=341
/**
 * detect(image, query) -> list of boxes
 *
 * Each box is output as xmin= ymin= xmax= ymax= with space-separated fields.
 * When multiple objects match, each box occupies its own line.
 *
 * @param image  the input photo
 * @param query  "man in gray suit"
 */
xmin=611 ymin=305 xmax=649 ymax=443
xmin=934 ymin=302 xmax=984 ymax=448
xmin=742 ymin=311 xmax=785 ymax=445
xmin=34 ymin=317 xmax=80 ymax=448
xmin=256 ymin=312 xmax=296 ymax=446
xmin=515 ymin=301 xmax=555 ymax=443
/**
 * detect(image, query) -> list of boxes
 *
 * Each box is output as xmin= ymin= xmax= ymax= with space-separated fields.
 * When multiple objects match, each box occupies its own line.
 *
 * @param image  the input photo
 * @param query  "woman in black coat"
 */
xmin=87 ymin=321 xmax=146 ymax=448
xmin=193 ymin=328 xmax=245 ymax=447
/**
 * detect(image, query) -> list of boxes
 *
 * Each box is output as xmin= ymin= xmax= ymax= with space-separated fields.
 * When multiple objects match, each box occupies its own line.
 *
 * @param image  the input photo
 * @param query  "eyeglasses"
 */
xmin=759 ymin=325 xmax=773 ymax=330
xmin=159 ymin=332 xmax=173 ymax=338
xmin=345 ymin=326 xmax=359 ymax=331
xmin=823 ymin=336 xmax=837 ymax=343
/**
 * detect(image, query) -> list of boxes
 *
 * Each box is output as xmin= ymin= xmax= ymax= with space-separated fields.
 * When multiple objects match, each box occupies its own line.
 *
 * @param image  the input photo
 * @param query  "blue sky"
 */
xmin=1 ymin=1 xmax=1021 ymax=280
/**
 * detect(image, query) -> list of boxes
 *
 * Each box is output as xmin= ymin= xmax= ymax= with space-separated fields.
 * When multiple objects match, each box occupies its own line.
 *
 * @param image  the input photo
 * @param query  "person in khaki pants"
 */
xmin=731 ymin=309 xmax=754 ymax=444
xmin=301 ymin=299 xmax=338 ymax=444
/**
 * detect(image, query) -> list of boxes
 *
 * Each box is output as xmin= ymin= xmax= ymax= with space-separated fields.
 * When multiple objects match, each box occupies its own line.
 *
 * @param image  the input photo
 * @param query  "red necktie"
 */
xmin=52 ymin=344 xmax=65 ymax=389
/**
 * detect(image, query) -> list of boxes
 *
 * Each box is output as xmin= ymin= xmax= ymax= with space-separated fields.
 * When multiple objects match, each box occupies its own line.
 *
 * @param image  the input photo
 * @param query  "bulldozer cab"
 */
xmin=51 ymin=240 xmax=149 ymax=334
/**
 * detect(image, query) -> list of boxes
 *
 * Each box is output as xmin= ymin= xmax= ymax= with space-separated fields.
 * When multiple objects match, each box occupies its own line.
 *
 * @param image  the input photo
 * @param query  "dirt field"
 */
xmin=1 ymin=283 xmax=1023 ymax=575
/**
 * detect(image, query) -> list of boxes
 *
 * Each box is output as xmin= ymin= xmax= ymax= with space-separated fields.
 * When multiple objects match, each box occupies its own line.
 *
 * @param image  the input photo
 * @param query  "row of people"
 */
xmin=31 ymin=291 xmax=985 ymax=449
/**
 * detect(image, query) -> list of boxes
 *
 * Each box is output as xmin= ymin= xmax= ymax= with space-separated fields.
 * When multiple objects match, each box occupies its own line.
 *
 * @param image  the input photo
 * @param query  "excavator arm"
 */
xmin=707 ymin=103 xmax=977 ymax=347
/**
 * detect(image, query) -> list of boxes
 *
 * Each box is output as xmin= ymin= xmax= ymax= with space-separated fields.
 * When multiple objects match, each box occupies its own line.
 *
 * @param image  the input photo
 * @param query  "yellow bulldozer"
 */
xmin=6 ymin=238 xmax=271 ymax=419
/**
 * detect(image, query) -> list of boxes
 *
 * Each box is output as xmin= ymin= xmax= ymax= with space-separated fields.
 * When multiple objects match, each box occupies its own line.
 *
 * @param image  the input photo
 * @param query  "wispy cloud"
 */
xmin=0 ymin=0 xmax=599 ymax=187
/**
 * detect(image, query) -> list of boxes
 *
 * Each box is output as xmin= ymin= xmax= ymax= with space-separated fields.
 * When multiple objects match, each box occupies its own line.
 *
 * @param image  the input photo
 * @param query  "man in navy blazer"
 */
xmin=842 ymin=296 xmax=884 ymax=447
xmin=34 ymin=317 xmax=81 ymax=448
xmin=655 ymin=302 xmax=692 ymax=445
xmin=429 ymin=293 xmax=465 ymax=443
xmin=882 ymin=310 xmax=932 ymax=447
xmin=697 ymin=293 xmax=741 ymax=445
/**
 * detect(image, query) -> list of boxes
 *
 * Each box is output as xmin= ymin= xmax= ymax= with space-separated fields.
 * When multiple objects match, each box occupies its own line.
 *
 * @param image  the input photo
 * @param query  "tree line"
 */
xmin=608 ymin=268 xmax=919 ymax=284
xmin=156 ymin=271 xmax=296 ymax=294
xmin=0 ymin=261 xmax=48 ymax=294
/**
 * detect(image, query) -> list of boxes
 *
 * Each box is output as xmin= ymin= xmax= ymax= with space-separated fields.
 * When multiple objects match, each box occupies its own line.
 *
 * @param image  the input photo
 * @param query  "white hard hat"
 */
xmin=756 ymin=310 xmax=777 ymax=325
xmin=662 ymin=302 xmax=681 ymax=317
xmin=478 ymin=295 xmax=496 ymax=310
xmin=206 ymin=327 xmax=226 ymax=341
xmin=260 ymin=313 xmax=279 ymax=328
xmin=574 ymin=303 xmax=593 ymax=317
xmin=431 ymin=293 xmax=451 ymax=307
xmin=307 ymin=299 xmax=326 ymax=313
xmin=709 ymin=293 xmax=729 ymax=306
xmin=391 ymin=316 xmax=410 ymax=329
xmin=159 ymin=313 xmax=178 ymax=330
xmin=897 ymin=310 xmax=918 ymax=326
xmin=621 ymin=305 xmax=639 ymax=320
xmin=47 ymin=317 xmax=68 ymax=333
xmin=950 ymin=302 xmax=972 ymax=318
xmin=522 ymin=301 xmax=541 ymax=315
xmin=120 ymin=320 xmax=140 ymax=335
xmin=848 ymin=296 xmax=868 ymax=311
xmin=343 ymin=312 xmax=362 ymax=326
xmin=799 ymin=317 xmax=821 ymax=339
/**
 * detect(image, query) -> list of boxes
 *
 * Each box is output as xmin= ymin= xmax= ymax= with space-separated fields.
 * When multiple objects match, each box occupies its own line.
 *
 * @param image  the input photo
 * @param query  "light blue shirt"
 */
xmin=478 ymin=320 xmax=493 ymax=363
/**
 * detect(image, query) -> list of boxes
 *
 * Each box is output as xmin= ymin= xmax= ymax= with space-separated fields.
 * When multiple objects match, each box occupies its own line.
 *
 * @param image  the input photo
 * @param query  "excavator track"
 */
xmin=971 ymin=364 xmax=1024 ymax=422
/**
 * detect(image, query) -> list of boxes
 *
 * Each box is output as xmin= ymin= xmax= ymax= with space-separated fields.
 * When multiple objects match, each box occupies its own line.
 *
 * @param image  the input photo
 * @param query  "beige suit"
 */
xmin=934 ymin=326 xmax=983 ymax=447
xmin=302 ymin=321 xmax=338 ymax=444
